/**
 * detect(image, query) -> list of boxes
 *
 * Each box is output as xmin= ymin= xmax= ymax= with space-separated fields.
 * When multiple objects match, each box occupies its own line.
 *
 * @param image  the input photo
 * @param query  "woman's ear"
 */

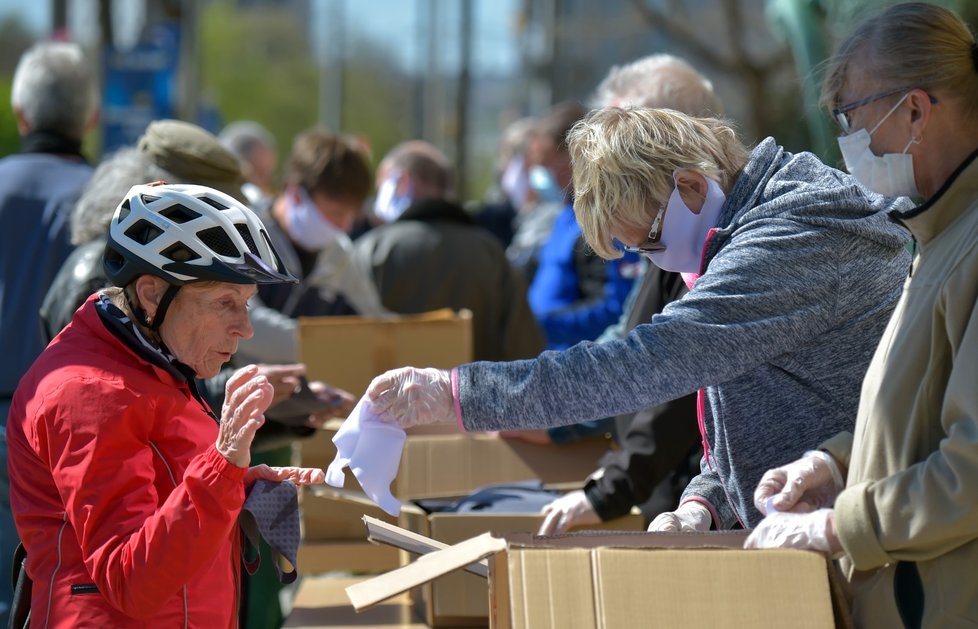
xmin=133 ymin=275 xmax=166 ymax=321
xmin=674 ymin=169 xmax=709 ymax=214
xmin=906 ymin=88 xmax=933 ymax=143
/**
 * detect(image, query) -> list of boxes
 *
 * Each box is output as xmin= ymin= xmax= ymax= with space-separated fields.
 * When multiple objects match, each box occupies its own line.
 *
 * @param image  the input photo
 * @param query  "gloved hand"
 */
xmin=754 ymin=450 xmax=845 ymax=516
xmin=647 ymin=501 xmax=713 ymax=532
xmin=538 ymin=490 xmax=601 ymax=535
xmin=365 ymin=367 xmax=455 ymax=428
xmin=744 ymin=508 xmax=842 ymax=556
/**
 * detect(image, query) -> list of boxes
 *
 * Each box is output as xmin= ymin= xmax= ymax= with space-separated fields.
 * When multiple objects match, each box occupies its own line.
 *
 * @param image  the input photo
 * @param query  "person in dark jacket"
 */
xmin=354 ymin=141 xmax=545 ymax=362
xmin=539 ymin=54 xmax=725 ymax=533
xmin=0 ymin=41 xmax=97 ymax=625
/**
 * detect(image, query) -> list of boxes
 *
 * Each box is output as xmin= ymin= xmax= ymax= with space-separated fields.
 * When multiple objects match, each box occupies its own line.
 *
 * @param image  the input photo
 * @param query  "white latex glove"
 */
xmin=754 ymin=450 xmax=845 ymax=516
xmin=647 ymin=501 xmax=713 ymax=532
xmin=365 ymin=367 xmax=455 ymax=428
xmin=538 ymin=490 xmax=601 ymax=535
xmin=744 ymin=508 xmax=842 ymax=556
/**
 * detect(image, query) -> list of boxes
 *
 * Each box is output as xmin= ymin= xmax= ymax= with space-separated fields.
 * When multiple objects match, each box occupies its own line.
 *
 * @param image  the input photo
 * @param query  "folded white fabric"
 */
xmin=325 ymin=397 xmax=406 ymax=516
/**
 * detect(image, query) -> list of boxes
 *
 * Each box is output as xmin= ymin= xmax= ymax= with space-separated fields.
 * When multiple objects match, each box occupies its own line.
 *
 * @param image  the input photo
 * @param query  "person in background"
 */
xmin=258 ymin=128 xmax=387 ymax=319
xmin=0 ymin=40 xmax=97 ymax=626
xmin=361 ymin=106 xmax=911 ymax=535
xmin=525 ymin=101 xmax=642 ymax=353
xmin=353 ymin=140 xmax=545 ymax=362
xmin=474 ymin=116 xmax=537 ymax=247
xmin=220 ymin=120 xmax=279 ymax=205
xmin=748 ymin=4 xmax=978 ymax=627
xmin=6 ymin=183 xmax=324 ymax=627
xmin=538 ymin=53 xmax=723 ymax=534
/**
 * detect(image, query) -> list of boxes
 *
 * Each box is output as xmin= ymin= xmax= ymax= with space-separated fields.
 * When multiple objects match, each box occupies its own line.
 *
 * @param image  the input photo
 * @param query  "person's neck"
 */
xmin=917 ymin=118 xmax=978 ymax=200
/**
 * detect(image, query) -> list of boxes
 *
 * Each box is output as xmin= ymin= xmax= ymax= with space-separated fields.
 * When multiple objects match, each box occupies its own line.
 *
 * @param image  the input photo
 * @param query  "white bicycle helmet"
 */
xmin=104 ymin=182 xmax=297 ymax=288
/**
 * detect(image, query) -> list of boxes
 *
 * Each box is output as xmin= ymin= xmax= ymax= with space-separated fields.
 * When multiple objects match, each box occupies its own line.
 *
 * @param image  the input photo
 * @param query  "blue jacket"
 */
xmin=528 ymin=204 xmax=641 ymax=350
xmin=454 ymin=138 xmax=911 ymax=528
xmin=0 ymin=152 xmax=91 ymax=402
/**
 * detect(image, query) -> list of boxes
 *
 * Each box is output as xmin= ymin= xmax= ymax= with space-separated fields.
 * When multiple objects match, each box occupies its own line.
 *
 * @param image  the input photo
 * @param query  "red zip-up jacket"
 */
xmin=7 ymin=297 xmax=246 ymax=628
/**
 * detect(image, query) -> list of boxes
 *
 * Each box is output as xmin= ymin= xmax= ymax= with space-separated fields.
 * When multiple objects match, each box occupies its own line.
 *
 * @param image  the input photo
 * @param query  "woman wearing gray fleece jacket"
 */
xmin=368 ymin=107 xmax=910 ymax=529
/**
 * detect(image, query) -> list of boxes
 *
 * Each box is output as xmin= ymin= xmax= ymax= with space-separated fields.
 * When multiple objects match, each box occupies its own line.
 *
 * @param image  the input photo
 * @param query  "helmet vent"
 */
xmin=260 ymin=229 xmax=285 ymax=272
xmin=140 ymin=194 xmax=161 ymax=205
xmin=199 ymin=196 xmax=230 ymax=211
xmin=159 ymin=203 xmax=201 ymax=224
xmin=161 ymin=243 xmax=201 ymax=263
xmin=235 ymin=224 xmax=260 ymax=257
xmin=197 ymin=226 xmax=240 ymax=257
xmin=125 ymin=219 xmax=164 ymax=245
xmin=118 ymin=199 xmax=132 ymax=222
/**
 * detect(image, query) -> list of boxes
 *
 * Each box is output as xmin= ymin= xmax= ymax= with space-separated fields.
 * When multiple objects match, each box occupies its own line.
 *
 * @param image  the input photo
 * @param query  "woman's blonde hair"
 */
xmin=821 ymin=2 xmax=978 ymax=120
xmin=568 ymin=107 xmax=748 ymax=260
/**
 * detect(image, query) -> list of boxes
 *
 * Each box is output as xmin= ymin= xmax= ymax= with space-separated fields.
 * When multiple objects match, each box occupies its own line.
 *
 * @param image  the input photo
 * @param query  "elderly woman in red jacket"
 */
xmin=6 ymin=183 xmax=323 ymax=627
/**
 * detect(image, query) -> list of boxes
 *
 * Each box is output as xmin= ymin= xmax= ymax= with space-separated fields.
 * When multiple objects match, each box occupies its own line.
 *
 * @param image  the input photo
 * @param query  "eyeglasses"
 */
xmin=832 ymin=86 xmax=937 ymax=134
xmin=621 ymin=203 xmax=666 ymax=254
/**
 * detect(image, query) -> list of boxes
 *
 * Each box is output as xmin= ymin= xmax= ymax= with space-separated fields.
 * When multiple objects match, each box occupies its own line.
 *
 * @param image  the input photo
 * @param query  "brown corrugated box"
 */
xmin=297 ymin=308 xmax=473 ymax=398
xmin=295 ymin=433 xmax=613 ymax=573
xmin=350 ymin=519 xmax=853 ymax=629
xmin=398 ymin=501 xmax=644 ymax=626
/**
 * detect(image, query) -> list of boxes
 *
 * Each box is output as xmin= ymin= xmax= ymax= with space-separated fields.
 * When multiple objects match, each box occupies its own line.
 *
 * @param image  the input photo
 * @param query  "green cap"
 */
xmin=138 ymin=119 xmax=248 ymax=203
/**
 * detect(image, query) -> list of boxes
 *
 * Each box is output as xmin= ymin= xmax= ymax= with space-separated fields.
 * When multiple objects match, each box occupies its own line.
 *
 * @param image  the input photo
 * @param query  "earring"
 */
xmin=145 ymin=315 xmax=153 ymax=326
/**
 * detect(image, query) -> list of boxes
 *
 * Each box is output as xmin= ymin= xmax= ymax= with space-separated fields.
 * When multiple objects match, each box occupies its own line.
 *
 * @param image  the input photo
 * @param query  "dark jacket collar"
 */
xmin=398 ymin=198 xmax=475 ymax=225
xmin=890 ymin=146 xmax=978 ymax=244
xmin=20 ymin=130 xmax=86 ymax=161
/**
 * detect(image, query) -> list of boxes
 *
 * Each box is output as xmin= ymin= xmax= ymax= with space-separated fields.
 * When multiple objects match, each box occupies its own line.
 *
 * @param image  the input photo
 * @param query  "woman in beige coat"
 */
xmin=747 ymin=3 xmax=978 ymax=627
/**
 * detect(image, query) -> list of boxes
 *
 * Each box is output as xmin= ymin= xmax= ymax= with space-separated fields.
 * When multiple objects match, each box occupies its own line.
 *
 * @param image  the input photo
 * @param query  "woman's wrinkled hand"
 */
xmin=245 ymin=464 xmax=326 ymax=488
xmin=217 ymin=365 xmax=273 ymax=468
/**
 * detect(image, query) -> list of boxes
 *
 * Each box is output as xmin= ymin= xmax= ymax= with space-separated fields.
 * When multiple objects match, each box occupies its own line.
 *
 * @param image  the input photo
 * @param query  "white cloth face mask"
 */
xmin=373 ymin=172 xmax=413 ymax=223
xmin=837 ymin=93 xmax=919 ymax=198
xmin=283 ymin=186 xmax=345 ymax=251
xmin=647 ymin=174 xmax=727 ymax=274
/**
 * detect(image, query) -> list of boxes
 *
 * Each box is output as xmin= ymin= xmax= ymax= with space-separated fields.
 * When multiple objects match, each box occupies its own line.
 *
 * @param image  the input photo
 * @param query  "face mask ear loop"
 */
xmin=902 ymin=135 xmax=922 ymax=154
xmin=869 ymin=92 xmax=911 ymax=136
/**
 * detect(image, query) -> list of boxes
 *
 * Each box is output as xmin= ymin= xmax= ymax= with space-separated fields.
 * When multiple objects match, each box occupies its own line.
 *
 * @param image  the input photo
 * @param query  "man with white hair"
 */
xmin=0 ymin=40 xmax=98 ymax=625
xmin=219 ymin=120 xmax=279 ymax=204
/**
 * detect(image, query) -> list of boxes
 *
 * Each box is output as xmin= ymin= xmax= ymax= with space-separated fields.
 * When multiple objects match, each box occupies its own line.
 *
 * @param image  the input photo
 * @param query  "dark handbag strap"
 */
xmin=8 ymin=543 xmax=31 ymax=629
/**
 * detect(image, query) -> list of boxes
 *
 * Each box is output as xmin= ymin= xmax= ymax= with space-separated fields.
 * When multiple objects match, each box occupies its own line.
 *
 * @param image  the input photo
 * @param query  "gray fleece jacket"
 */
xmin=454 ymin=138 xmax=911 ymax=528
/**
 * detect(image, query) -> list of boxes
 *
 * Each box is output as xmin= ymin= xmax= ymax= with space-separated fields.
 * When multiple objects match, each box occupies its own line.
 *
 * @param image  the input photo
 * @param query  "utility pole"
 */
xmin=454 ymin=0 xmax=472 ymax=200
xmin=178 ymin=0 xmax=199 ymax=123
xmin=318 ymin=0 xmax=346 ymax=130
xmin=424 ymin=0 xmax=441 ymax=145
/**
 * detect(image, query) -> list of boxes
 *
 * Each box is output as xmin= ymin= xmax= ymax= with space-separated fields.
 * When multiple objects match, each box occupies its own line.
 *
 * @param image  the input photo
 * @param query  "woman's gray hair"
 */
xmin=568 ymin=107 xmax=748 ymax=260
xmin=821 ymin=2 xmax=978 ymax=120
xmin=70 ymin=148 xmax=171 ymax=245
xmin=11 ymin=41 xmax=98 ymax=139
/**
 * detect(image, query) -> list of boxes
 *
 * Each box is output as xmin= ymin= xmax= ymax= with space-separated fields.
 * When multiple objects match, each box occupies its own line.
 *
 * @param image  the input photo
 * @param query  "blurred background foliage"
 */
xmin=0 ymin=0 xmax=976 ymax=201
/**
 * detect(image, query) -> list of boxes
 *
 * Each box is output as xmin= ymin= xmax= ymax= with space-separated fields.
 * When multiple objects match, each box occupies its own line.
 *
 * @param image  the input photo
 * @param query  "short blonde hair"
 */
xmin=821 ymin=3 xmax=978 ymax=120
xmin=568 ymin=107 xmax=748 ymax=259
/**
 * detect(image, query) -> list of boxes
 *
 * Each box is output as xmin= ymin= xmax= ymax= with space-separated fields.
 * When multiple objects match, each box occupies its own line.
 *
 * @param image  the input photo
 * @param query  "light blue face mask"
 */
xmin=528 ymin=165 xmax=564 ymax=203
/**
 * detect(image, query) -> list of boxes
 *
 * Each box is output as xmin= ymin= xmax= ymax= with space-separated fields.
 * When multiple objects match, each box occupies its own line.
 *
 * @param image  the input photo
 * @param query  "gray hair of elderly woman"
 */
xmin=11 ymin=41 xmax=98 ymax=139
xmin=590 ymin=53 xmax=723 ymax=117
xmin=820 ymin=2 xmax=978 ymax=120
xmin=70 ymin=148 xmax=171 ymax=245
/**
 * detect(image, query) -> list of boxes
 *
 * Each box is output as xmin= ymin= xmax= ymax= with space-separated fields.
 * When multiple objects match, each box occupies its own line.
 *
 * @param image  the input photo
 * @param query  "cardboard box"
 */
xmin=298 ymin=308 xmax=473 ymax=398
xmin=350 ymin=519 xmax=853 ymax=629
xmin=399 ymin=502 xmax=644 ymax=626
xmin=297 ymin=430 xmax=611 ymax=539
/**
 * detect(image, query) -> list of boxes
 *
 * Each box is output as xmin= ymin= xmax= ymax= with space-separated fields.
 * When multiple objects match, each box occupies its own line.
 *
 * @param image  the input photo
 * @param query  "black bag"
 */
xmin=8 ymin=543 xmax=30 ymax=629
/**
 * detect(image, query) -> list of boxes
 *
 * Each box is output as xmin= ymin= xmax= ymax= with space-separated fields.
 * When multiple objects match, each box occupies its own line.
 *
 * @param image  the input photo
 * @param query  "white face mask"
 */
xmin=646 ymin=174 xmax=726 ymax=274
xmin=501 ymin=155 xmax=529 ymax=208
xmin=836 ymin=93 xmax=919 ymax=198
xmin=373 ymin=172 xmax=413 ymax=223
xmin=283 ymin=186 xmax=344 ymax=251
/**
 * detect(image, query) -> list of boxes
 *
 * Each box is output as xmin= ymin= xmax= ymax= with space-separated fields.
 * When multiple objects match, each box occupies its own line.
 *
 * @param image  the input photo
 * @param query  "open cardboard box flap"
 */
xmin=347 ymin=516 xmax=750 ymax=612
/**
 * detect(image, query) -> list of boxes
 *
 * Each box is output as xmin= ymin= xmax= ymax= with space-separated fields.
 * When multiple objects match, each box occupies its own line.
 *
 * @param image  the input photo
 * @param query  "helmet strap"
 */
xmin=150 ymin=284 xmax=181 ymax=332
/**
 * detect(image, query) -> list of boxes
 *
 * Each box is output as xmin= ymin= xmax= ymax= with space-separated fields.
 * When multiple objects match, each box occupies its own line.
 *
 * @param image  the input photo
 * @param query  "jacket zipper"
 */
xmin=44 ymin=513 xmax=70 ymax=629
xmin=149 ymin=441 xmax=188 ymax=629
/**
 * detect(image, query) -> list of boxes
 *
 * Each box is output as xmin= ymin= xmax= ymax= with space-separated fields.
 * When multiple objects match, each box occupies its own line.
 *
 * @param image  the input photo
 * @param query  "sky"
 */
xmin=0 ymin=0 xmax=521 ymax=74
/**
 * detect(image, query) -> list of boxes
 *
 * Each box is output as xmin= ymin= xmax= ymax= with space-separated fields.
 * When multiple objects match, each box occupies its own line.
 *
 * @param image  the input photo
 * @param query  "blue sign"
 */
xmin=101 ymin=22 xmax=181 ymax=153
